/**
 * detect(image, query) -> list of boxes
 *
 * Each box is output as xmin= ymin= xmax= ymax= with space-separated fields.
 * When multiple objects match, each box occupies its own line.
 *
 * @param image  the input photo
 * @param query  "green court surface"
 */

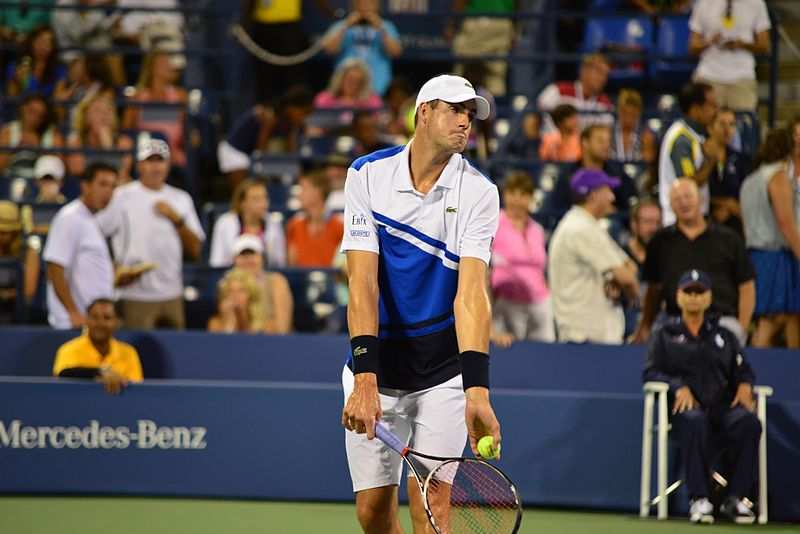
xmin=0 ymin=497 xmax=797 ymax=533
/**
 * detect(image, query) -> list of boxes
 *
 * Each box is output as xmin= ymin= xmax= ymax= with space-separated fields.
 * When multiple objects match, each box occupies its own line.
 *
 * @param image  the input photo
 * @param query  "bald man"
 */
xmin=632 ymin=179 xmax=755 ymax=345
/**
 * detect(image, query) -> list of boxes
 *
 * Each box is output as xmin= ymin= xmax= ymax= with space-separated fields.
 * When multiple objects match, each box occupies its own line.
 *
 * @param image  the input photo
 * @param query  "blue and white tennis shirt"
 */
xmin=341 ymin=142 xmax=499 ymax=391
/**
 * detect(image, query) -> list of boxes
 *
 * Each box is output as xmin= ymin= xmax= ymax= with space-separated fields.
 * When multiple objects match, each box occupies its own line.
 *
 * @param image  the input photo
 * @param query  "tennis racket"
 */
xmin=375 ymin=422 xmax=522 ymax=534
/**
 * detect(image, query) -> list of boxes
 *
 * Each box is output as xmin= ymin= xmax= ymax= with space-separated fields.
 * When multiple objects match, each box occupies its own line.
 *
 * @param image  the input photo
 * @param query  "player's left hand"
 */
xmin=465 ymin=387 xmax=501 ymax=459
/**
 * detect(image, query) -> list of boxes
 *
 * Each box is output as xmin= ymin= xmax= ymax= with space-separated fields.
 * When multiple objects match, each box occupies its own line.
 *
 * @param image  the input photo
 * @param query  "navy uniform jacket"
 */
xmin=643 ymin=317 xmax=755 ymax=413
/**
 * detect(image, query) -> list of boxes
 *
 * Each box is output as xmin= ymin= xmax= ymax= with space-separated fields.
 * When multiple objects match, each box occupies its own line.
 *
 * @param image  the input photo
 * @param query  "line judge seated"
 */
xmin=53 ymin=298 xmax=143 ymax=395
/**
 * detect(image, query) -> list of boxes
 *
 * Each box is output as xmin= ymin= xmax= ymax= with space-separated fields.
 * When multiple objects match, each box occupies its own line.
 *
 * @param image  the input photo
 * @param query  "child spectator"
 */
xmin=539 ymin=104 xmax=581 ymax=162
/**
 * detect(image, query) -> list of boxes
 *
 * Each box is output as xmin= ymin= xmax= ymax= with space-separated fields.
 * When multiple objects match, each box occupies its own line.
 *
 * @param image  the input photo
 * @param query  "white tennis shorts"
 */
xmin=342 ymin=366 xmax=467 ymax=493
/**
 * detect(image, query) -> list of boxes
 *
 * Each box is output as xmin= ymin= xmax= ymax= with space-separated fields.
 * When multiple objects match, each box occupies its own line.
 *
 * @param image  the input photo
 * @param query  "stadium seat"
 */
xmin=589 ymin=0 xmax=622 ymax=9
xmin=582 ymin=17 xmax=654 ymax=82
xmin=640 ymin=382 xmax=773 ymax=524
xmin=651 ymin=16 xmax=694 ymax=86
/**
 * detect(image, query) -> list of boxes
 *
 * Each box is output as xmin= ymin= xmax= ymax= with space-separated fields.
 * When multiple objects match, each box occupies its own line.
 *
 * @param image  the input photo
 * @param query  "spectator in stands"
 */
xmin=286 ymin=172 xmax=343 ymax=267
xmin=53 ymin=298 xmax=143 ymax=395
xmin=97 ymin=138 xmax=205 ymax=330
xmin=789 ymin=116 xmax=800 ymax=221
xmin=506 ymin=111 xmax=541 ymax=160
xmin=5 ymin=26 xmax=65 ymax=98
xmin=537 ymin=53 xmax=614 ymax=131
xmin=323 ymin=153 xmax=351 ymax=213
xmin=491 ymin=172 xmax=554 ymax=343
xmin=548 ymin=169 xmax=639 ymax=344
xmin=623 ymin=198 xmax=661 ymax=269
xmin=708 ymin=108 xmax=751 ymax=236
xmin=313 ymin=59 xmax=383 ymax=111
xmin=44 ymin=162 xmax=117 ymax=329
xmin=447 ymin=0 xmax=515 ymax=96
xmin=231 ymin=235 xmax=293 ymax=334
xmin=209 ymin=178 xmax=287 ymax=269
xmin=208 ymin=268 xmax=266 ymax=334
xmin=52 ymin=1 xmax=125 ymax=87
xmin=689 ymin=0 xmax=770 ymax=112
xmin=0 ymin=201 xmax=40 ymax=323
xmin=0 ymin=4 xmax=52 ymax=45
xmin=351 ymin=110 xmax=393 ymax=158
xmin=740 ymin=128 xmax=800 ymax=348
xmin=322 ymin=0 xmax=402 ymax=96
xmin=633 ymin=178 xmax=755 ymax=345
xmin=122 ymin=50 xmax=188 ymax=167
xmin=658 ymin=82 xmax=721 ymax=226
xmin=539 ymin=104 xmax=581 ymax=162
xmin=33 ymin=155 xmax=66 ymax=204
xmin=67 ymin=92 xmax=135 ymax=183
xmin=240 ymin=0 xmax=332 ymax=104
xmin=611 ymin=89 xmax=655 ymax=164
xmin=218 ymin=86 xmax=314 ymax=191
xmin=0 ymin=93 xmax=63 ymax=177
xmin=384 ymin=77 xmax=413 ymax=138
xmin=643 ymin=268 xmax=759 ymax=525
xmin=53 ymin=54 xmax=116 ymax=124
xmin=627 ymin=0 xmax=693 ymax=14
xmin=539 ymin=124 xmax=637 ymax=229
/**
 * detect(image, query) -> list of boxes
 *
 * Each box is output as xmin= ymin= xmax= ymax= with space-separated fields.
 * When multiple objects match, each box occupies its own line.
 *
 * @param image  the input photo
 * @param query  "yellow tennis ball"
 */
xmin=477 ymin=436 xmax=499 ymax=459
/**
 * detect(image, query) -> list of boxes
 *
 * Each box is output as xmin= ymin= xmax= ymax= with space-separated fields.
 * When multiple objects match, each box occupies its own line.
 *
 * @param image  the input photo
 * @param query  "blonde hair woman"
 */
xmin=67 ymin=93 xmax=134 ymax=182
xmin=313 ymin=58 xmax=382 ymax=110
xmin=122 ymin=50 xmax=188 ymax=166
xmin=207 ymin=268 xmax=265 ymax=333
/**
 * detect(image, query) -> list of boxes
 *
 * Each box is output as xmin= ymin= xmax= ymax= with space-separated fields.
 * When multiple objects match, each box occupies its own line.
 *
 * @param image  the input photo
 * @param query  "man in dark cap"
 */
xmin=644 ymin=268 xmax=760 ymax=524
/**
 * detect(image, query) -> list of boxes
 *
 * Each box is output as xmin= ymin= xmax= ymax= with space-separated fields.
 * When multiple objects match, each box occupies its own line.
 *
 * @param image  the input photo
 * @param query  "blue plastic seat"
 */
xmin=652 ymin=16 xmax=694 ymax=85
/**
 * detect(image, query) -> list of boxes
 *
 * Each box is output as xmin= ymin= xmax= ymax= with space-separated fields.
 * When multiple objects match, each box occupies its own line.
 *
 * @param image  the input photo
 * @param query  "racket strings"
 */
xmin=429 ymin=461 xmax=519 ymax=533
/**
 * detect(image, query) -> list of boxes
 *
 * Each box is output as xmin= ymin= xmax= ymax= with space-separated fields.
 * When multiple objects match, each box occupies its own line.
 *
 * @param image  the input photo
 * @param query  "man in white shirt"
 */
xmin=689 ymin=0 xmax=771 ymax=111
xmin=548 ymin=169 xmax=639 ymax=344
xmin=44 ymin=163 xmax=118 ymax=329
xmin=97 ymin=138 xmax=204 ymax=329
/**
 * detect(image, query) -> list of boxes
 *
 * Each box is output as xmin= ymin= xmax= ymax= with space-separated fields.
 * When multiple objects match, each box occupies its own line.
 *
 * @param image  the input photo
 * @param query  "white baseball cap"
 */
xmin=415 ymin=74 xmax=491 ymax=120
xmin=137 ymin=137 xmax=171 ymax=162
xmin=232 ymin=234 xmax=264 ymax=256
xmin=34 ymin=155 xmax=65 ymax=181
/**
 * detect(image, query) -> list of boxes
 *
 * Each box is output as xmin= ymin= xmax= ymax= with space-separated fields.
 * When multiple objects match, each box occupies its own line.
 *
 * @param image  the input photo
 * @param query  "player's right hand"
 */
xmin=342 ymin=372 xmax=382 ymax=439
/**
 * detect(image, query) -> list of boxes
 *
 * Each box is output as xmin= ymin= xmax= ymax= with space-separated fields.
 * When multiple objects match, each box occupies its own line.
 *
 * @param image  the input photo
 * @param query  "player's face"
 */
xmin=677 ymin=287 xmax=712 ymax=314
xmin=427 ymin=100 xmax=476 ymax=154
xmin=241 ymin=184 xmax=268 ymax=219
xmin=82 ymin=169 xmax=117 ymax=212
xmin=86 ymin=302 xmax=117 ymax=343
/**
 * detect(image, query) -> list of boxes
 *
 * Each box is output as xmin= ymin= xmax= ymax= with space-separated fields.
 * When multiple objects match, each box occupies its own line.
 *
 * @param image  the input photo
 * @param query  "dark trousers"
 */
xmin=672 ymin=406 xmax=761 ymax=499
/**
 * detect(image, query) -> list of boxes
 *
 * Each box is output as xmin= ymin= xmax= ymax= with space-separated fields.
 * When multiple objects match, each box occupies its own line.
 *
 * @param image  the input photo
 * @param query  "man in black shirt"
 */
xmin=644 ymin=269 xmax=760 ymax=524
xmin=632 ymin=178 xmax=755 ymax=344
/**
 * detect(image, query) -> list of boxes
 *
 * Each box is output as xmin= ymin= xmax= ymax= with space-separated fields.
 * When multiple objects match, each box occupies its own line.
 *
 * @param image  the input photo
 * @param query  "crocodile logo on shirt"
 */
xmin=446 ymin=206 xmax=457 ymax=213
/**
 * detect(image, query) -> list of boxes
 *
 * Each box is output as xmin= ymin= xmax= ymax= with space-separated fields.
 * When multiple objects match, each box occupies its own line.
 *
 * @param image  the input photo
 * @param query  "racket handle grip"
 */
xmin=375 ymin=422 xmax=406 ymax=455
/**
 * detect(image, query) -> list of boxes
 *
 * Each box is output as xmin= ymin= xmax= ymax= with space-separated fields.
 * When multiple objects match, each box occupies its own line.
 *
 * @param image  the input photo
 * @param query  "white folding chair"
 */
xmin=639 ymin=381 xmax=774 ymax=524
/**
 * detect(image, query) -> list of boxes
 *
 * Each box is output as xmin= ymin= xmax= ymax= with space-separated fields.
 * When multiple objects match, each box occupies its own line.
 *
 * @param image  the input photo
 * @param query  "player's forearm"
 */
xmin=454 ymin=288 xmax=491 ymax=353
xmin=347 ymin=278 xmax=379 ymax=337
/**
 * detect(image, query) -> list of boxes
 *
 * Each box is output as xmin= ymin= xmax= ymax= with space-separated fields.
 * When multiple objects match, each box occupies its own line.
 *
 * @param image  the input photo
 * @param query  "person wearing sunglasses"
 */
xmin=643 ymin=268 xmax=760 ymax=524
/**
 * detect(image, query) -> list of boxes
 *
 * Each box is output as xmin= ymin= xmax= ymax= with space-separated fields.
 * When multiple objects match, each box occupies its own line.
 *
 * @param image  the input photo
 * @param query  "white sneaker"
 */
xmin=720 ymin=497 xmax=756 ymax=524
xmin=689 ymin=498 xmax=715 ymax=524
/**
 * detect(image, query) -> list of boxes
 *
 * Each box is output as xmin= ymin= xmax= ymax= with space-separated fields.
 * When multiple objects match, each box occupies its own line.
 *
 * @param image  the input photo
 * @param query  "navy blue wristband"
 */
xmin=460 ymin=350 xmax=490 ymax=390
xmin=350 ymin=335 xmax=379 ymax=375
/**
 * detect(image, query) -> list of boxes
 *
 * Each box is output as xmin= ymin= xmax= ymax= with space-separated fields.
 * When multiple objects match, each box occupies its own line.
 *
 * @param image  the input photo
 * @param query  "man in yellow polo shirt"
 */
xmin=53 ymin=299 xmax=143 ymax=395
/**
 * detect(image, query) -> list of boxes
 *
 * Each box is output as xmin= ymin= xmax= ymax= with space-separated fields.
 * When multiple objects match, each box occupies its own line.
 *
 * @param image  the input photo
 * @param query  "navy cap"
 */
xmin=678 ymin=269 xmax=711 ymax=291
xmin=569 ymin=168 xmax=621 ymax=195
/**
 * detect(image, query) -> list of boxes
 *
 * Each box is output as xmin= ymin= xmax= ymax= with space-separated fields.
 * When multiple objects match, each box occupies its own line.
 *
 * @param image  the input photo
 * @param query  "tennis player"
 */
xmin=341 ymin=74 xmax=502 ymax=533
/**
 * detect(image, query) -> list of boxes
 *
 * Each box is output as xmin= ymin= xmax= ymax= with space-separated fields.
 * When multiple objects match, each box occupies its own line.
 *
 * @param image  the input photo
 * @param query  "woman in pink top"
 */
xmin=491 ymin=172 xmax=555 ymax=342
xmin=313 ymin=58 xmax=383 ymax=111
xmin=123 ymin=50 xmax=188 ymax=166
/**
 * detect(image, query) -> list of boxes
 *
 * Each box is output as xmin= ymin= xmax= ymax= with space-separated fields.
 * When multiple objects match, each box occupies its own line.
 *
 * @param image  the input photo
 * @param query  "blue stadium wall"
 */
xmin=0 ymin=328 xmax=798 ymax=521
